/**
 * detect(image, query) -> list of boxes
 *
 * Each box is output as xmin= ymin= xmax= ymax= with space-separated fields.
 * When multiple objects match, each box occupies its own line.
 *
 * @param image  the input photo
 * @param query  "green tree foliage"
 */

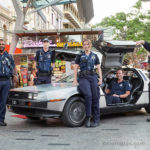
xmin=92 ymin=0 xmax=150 ymax=68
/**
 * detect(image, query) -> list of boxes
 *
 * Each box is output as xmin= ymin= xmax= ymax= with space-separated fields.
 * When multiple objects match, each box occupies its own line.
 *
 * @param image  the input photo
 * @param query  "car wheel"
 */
xmin=145 ymin=104 xmax=150 ymax=114
xmin=62 ymin=96 xmax=86 ymax=127
xmin=26 ymin=116 xmax=40 ymax=120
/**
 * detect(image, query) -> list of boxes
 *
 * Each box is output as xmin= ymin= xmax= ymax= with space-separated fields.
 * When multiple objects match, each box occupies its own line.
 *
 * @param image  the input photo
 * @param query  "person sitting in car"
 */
xmin=105 ymin=68 xmax=131 ymax=105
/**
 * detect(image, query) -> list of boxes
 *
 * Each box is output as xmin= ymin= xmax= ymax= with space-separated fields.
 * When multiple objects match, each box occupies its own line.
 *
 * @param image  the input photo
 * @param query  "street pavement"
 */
xmin=0 ymin=109 xmax=150 ymax=150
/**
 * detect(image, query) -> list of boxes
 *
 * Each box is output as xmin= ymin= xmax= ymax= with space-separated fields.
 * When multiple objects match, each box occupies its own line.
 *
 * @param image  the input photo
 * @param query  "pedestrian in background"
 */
xmin=0 ymin=39 xmax=18 ymax=126
xmin=35 ymin=38 xmax=55 ymax=84
xmin=73 ymin=39 xmax=102 ymax=127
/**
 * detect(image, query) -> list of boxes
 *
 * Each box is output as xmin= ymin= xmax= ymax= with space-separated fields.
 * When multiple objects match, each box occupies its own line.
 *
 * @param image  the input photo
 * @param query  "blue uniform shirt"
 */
xmin=35 ymin=49 xmax=55 ymax=73
xmin=108 ymin=79 xmax=131 ymax=95
xmin=75 ymin=51 xmax=100 ymax=71
xmin=0 ymin=51 xmax=15 ymax=77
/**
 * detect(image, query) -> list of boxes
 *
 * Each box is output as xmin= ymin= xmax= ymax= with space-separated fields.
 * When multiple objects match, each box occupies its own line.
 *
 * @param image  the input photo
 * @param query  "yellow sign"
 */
xmin=57 ymin=42 xmax=82 ymax=47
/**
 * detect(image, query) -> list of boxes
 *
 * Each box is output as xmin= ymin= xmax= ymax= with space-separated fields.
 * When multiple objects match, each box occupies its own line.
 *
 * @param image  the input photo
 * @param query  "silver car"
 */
xmin=7 ymin=40 xmax=149 ymax=127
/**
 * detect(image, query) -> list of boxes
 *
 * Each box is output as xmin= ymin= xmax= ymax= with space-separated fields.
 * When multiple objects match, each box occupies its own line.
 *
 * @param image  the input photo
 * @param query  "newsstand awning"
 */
xmin=15 ymin=28 xmax=104 ymax=37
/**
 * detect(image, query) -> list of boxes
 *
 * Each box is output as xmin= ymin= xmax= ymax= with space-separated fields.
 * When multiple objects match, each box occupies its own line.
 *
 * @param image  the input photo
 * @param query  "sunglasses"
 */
xmin=0 ymin=44 xmax=5 ymax=45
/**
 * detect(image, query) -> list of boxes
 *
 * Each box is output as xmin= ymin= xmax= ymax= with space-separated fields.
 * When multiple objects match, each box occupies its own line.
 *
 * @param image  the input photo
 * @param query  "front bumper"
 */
xmin=7 ymin=98 xmax=62 ymax=118
xmin=7 ymin=105 xmax=61 ymax=118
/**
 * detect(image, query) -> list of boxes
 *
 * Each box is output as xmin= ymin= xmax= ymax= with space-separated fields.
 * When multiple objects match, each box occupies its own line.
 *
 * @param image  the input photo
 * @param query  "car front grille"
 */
xmin=9 ymin=92 xmax=28 ymax=99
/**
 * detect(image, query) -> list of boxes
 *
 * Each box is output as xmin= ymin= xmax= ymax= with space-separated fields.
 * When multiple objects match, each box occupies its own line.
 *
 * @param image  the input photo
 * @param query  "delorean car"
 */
xmin=7 ymin=40 xmax=150 ymax=127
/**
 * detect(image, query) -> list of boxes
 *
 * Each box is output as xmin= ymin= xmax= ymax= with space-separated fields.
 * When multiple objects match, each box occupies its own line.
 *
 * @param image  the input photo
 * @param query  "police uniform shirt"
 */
xmin=35 ymin=49 xmax=55 ymax=63
xmin=0 ymin=52 xmax=15 ymax=77
xmin=108 ymin=79 xmax=131 ymax=95
xmin=75 ymin=52 xmax=100 ymax=71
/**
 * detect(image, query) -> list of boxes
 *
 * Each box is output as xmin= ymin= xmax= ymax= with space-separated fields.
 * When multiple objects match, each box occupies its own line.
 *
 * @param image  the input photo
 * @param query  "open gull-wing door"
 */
xmin=55 ymin=49 xmax=81 ymax=61
xmin=94 ymin=40 xmax=136 ymax=68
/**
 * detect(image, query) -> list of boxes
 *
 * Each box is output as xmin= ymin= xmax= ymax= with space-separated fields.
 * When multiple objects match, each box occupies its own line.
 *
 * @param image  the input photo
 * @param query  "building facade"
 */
xmin=0 ymin=5 xmax=14 ymax=44
xmin=63 ymin=3 xmax=84 ymax=29
xmin=23 ymin=5 xmax=63 ymax=31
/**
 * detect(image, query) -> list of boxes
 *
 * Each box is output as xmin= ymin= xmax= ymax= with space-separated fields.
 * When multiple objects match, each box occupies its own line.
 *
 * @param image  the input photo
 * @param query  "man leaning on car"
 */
xmin=136 ymin=40 xmax=150 ymax=122
xmin=105 ymin=69 xmax=131 ymax=105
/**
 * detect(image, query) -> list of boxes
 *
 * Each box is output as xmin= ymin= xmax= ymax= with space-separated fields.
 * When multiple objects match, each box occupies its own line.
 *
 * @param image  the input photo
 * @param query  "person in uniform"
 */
xmin=35 ymin=38 xmax=55 ymax=84
xmin=0 ymin=39 xmax=18 ymax=126
xmin=73 ymin=39 xmax=102 ymax=128
xmin=105 ymin=69 xmax=131 ymax=105
xmin=136 ymin=40 xmax=150 ymax=122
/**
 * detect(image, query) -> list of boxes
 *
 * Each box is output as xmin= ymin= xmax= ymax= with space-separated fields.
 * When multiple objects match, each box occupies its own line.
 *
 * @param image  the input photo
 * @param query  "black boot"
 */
xmin=85 ymin=117 xmax=91 ymax=128
xmin=0 ymin=121 xmax=7 ymax=126
xmin=91 ymin=121 xmax=100 ymax=127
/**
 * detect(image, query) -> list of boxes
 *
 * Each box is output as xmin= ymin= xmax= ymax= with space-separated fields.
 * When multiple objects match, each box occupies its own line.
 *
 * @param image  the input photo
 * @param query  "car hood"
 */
xmin=10 ymin=83 xmax=78 ymax=100
xmin=11 ymin=83 xmax=75 ymax=93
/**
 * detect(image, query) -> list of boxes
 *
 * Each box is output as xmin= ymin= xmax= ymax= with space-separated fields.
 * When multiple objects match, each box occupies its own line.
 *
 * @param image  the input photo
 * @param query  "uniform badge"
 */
xmin=91 ymin=55 xmax=95 ymax=60
xmin=120 ymin=84 xmax=123 ymax=87
xmin=47 ymin=54 xmax=51 ymax=58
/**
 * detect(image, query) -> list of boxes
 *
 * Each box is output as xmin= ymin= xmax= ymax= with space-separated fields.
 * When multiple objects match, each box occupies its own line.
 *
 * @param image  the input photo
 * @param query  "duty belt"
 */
xmin=79 ymin=70 xmax=96 ymax=77
xmin=0 ymin=77 xmax=10 ymax=81
xmin=38 ymin=72 xmax=51 ymax=76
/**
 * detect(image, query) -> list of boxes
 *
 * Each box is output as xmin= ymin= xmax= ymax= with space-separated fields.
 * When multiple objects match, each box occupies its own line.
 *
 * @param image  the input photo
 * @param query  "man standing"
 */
xmin=35 ymin=38 xmax=55 ymax=84
xmin=105 ymin=69 xmax=131 ymax=105
xmin=0 ymin=39 xmax=18 ymax=126
xmin=73 ymin=39 xmax=102 ymax=128
xmin=136 ymin=40 xmax=150 ymax=122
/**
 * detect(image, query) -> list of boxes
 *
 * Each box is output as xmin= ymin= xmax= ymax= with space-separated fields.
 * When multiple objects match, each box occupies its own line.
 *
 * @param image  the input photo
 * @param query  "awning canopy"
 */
xmin=15 ymin=28 xmax=103 ymax=37
xmin=21 ymin=0 xmax=77 ymax=7
xmin=20 ymin=0 xmax=94 ymax=23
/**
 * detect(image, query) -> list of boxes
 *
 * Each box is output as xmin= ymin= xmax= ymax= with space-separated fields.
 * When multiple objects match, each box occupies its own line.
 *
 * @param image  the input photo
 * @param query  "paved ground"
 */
xmin=0 ymin=109 xmax=150 ymax=150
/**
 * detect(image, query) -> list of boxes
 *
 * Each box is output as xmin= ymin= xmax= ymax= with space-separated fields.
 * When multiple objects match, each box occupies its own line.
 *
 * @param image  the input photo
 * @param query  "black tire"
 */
xmin=62 ymin=96 xmax=86 ymax=127
xmin=26 ymin=116 xmax=40 ymax=120
xmin=145 ymin=104 xmax=150 ymax=114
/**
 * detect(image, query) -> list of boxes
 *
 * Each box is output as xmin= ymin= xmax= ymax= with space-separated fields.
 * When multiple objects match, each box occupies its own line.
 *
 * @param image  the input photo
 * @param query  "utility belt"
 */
xmin=0 ymin=76 xmax=10 ymax=81
xmin=38 ymin=71 xmax=52 ymax=77
xmin=78 ymin=70 xmax=96 ymax=77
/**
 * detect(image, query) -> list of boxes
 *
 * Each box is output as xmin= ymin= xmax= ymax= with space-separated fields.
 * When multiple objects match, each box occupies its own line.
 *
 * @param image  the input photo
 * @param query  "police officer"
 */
xmin=136 ymin=40 xmax=150 ymax=122
xmin=105 ymin=69 xmax=131 ymax=105
xmin=35 ymin=38 xmax=55 ymax=84
xmin=0 ymin=39 xmax=18 ymax=126
xmin=73 ymin=39 xmax=102 ymax=128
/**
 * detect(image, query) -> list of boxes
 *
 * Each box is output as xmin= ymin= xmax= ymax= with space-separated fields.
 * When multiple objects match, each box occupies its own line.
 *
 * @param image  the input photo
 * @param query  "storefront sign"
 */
xmin=23 ymin=40 xmax=56 ymax=48
xmin=57 ymin=42 xmax=82 ymax=47
xmin=23 ymin=40 xmax=82 ymax=48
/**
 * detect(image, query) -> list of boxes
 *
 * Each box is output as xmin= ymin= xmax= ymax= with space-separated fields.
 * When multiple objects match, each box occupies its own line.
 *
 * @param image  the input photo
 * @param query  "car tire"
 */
xmin=26 ymin=116 xmax=40 ymax=120
xmin=62 ymin=96 xmax=86 ymax=127
xmin=145 ymin=104 xmax=150 ymax=114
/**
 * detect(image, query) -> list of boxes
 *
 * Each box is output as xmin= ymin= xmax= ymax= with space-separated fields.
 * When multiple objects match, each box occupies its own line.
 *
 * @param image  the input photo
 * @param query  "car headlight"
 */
xmin=28 ymin=93 xmax=38 ymax=100
xmin=28 ymin=93 xmax=32 ymax=99
xmin=33 ymin=93 xmax=38 ymax=100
